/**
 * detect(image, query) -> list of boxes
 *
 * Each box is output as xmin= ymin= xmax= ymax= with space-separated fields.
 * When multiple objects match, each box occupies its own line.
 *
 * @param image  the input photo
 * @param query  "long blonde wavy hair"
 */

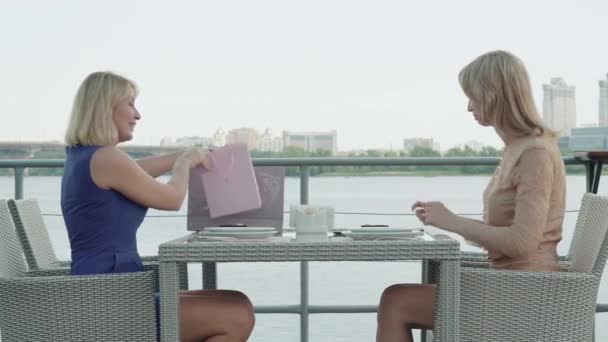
xmin=458 ymin=50 xmax=553 ymax=137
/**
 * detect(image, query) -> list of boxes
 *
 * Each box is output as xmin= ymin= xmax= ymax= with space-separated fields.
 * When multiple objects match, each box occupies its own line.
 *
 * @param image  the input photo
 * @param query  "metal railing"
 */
xmin=1 ymin=156 xmax=606 ymax=341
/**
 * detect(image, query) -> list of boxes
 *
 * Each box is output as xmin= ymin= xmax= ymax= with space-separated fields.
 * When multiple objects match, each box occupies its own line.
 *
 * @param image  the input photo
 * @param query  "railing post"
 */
xmin=300 ymin=165 xmax=309 ymax=205
xmin=300 ymin=259 xmax=310 ymax=342
xmin=14 ymin=167 xmax=24 ymax=199
xmin=299 ymin=165 xmax=310 ymax=342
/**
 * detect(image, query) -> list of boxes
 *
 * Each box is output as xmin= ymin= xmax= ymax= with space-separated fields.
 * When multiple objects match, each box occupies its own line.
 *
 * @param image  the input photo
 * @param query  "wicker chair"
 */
xmin=429 ymin=193 xmax=608 ymax=341
xmin=0 ymin=199 xmax=158 ymax=342
xmin=7 ymin=198 xmax=70 ymax=270
xmin=7 ymin=198 xmax=188 ymax=290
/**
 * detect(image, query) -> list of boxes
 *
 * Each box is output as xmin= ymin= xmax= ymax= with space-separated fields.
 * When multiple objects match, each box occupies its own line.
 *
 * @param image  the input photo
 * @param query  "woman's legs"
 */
xmin=179 ymin=289 xmax=255 ymax=342
xmin=376 ymin=284 xmax=435 ymax=342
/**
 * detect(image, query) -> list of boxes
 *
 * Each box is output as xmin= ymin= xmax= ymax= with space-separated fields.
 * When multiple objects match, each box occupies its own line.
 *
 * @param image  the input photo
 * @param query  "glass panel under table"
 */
xmin=158 ymin=232 xmax=461 ymax=342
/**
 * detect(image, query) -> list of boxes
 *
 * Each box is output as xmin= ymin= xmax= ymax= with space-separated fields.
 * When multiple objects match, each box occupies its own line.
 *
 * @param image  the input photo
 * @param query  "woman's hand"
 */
xmin=411 ymin=201 xmax=458 ymax=231
xmin=177 ymin=149 xmax=211 ymax=169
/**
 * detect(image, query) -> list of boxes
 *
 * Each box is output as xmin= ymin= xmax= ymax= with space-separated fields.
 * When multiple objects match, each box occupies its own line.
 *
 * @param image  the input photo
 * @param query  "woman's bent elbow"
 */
xmin=154 ymin=194 xmax=183 ymax=211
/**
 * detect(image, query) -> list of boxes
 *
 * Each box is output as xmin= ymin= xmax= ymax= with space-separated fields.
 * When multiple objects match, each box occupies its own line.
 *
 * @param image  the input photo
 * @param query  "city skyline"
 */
xmin=0 ymin=128 xmax=490 ymax=154
xmin=2 ymin=1 xmax=608 ymax=151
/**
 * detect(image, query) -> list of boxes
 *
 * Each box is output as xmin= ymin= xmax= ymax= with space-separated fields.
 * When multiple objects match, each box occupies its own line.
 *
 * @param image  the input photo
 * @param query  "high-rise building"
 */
xmin=283 ymin=130 xmax=337 ymax=155
xmin=599 ymin=74 xmax=608 ymax=127
xmin=542 ymin=77 xmax=576 ymax=136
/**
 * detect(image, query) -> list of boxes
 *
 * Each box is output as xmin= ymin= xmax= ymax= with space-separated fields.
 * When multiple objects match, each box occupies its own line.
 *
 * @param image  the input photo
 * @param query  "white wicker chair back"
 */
xmin=0 ymin=200 xmax=28 ymax=278
xmin=8 ymin=198 xmax=59 ymax=270
xmin=567 ymin=193 xmax=608 ymax=277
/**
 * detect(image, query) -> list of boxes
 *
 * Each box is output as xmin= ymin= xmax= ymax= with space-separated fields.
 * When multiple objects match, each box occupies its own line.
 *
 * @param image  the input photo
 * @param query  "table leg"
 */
xmin=202 ymin=262 xmax=217 ymax=289
xmin=592 ymin=161 xmax=604 ymax=194
xmin=435 ymin=259 xmax=460 ymax=342
xmin=586 ymin=163 xmax=594 ymax=193
xmin=160 ymin=261 xmax=181 ymax=342
xmin=421 ymin=260 xmax=429 ymax=342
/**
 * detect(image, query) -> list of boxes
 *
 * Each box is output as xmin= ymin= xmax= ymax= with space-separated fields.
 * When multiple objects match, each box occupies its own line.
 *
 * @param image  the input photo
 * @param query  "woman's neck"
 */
xmin=496 ymin=127 xmax=528 ymax=146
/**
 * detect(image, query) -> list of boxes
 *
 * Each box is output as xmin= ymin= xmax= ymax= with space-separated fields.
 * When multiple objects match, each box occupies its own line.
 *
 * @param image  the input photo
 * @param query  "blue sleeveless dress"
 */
xmin=61 ymin=145 xmax=148 ymax=275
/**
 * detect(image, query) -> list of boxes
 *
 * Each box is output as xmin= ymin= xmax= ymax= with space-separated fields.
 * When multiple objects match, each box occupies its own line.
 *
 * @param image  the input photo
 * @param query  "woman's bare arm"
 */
xmin=90 ymin=147 xmax=206 ymax=211
xmin=135 ymin=152 xmax=182 ymax=178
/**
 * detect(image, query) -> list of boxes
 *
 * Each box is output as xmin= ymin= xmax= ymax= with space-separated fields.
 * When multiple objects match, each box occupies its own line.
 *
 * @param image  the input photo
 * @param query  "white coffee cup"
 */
xmin=289 ymin=205 xmax=335 ymax=241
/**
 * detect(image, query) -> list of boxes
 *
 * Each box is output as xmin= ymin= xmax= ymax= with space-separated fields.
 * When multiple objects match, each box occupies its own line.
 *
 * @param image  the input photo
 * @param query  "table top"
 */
xmin=158 ymin=232 xmax=461 ymax=262
xmin=574 ymin=151 xmax=608 ymax=160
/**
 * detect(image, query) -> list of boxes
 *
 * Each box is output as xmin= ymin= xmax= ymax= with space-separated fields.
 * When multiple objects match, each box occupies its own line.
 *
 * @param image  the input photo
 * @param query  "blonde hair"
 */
xmin=458 ymin=50 xmax=553 ymax=137
xmin=65 ymin=71 xmax=138 ymax=146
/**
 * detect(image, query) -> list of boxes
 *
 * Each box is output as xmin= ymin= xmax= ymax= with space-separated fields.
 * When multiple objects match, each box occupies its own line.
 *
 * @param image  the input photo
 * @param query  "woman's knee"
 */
xmin=379 ymin=284 xmax=408 ymax=308
xmin=181 ymin=293 xmax=255 ymax=334
xmin=378 ymin=284 xmax=435 ymax=327
xmin=215 ymin=294 xmax=255 ymax=329
xmin=223 ymin=289 xmax=254 ymax=308
xmin=378 ymin=284 xmax=433 ymax=313
xmin=226 ymin=298 xmax=256 ymax=335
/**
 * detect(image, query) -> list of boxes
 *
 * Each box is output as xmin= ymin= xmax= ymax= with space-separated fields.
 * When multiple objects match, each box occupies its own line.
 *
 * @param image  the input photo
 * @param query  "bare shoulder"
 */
xmin=92 ymin=146 xmax=131 ymax=164
xmin=89 ymin=146 xmax=183 ymax=210
xmin=90 ymin=146 xmax=139 ymax=188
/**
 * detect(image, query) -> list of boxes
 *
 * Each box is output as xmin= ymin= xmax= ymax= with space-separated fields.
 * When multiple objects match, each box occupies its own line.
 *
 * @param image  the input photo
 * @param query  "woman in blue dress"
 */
xmin=61 ymin=71 xmax=255 ymax=341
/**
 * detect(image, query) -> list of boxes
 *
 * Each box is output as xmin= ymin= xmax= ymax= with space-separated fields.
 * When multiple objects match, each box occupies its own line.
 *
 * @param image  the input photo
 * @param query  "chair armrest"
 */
xmin=25 ymin=268 xmax=72 ymax=277
xmin=53 ymin=260 xmax=72 ymax=268
xmin=459 ymin=252 xmax=572 ymax=270
xmin=26 ymin=259 xmax=188 ymax=290
xmin=0 ymin=272 xmax=158 ymax=341
xmin=53 ymin=256 xmax=159 ymax=266
xmin=457 ymin=267 xmax=598 ymax=341
xmin=140 ymin=255 xmax=159 ymax=263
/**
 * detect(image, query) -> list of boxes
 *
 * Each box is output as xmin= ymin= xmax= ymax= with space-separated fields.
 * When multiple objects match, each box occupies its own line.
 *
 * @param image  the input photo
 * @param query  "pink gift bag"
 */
xmin=200 ymin=144 xmax=261 ymax=218
xmin=187 ymin=166 xmax=285 ymax=232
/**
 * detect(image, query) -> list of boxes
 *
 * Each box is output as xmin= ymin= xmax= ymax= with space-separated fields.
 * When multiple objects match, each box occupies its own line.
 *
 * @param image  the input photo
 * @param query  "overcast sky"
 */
xmin=1 ymin=0 xmax=607 ymax=151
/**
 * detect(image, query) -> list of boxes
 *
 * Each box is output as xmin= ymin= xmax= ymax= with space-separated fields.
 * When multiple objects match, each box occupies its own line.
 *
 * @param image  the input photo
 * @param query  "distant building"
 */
xmin=283 ymin=130 xmax=337 ymax=155
xmin=213 ymin=128 xmax=226 ymax=147
xmin=257 ymin=129 xmax=283 ymax=152
xmin=174 ymin=136 xmax=214 ymax=148
xmin=460 ymin=140 xmax=484 ymax=152
xmin=226 ymin=128 xmax=259 ymax=150
xmin=599 ymin=74 xmax=608 ymax=126
xmin=402 ymin=137 xmax=439 ymax=152
xmin=160 ymin=136 xmax=174 ymax=147
xmin=543 ymin=77 xmax=576 ymax=136
xmin=568 ymin=127 xmax=608 ymax=152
